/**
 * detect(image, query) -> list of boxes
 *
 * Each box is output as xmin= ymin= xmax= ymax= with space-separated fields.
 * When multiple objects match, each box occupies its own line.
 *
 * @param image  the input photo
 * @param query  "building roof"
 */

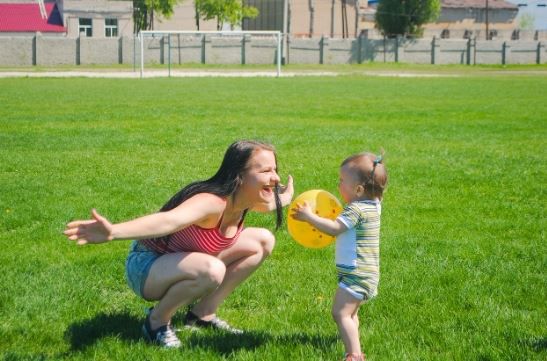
xmin=0 ymin=3 xmax=65 ymax=33
xmin=442 ymin=0 xmax=518 ymax=9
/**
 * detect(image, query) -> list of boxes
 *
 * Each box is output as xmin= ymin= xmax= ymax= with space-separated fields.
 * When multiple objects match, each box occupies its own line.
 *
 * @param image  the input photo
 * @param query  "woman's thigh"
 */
xmin=143 ymin=251 xmax=224 ymax=300
xmin=216 ymin=227 xmax=275 ymax=266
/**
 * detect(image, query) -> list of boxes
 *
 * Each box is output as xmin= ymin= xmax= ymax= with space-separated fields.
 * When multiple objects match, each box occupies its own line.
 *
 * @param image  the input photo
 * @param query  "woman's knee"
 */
xmin=200 ymin=257 xmax=226 ymax=289
xmin=256 ymin=228 xmax=276 ymax=256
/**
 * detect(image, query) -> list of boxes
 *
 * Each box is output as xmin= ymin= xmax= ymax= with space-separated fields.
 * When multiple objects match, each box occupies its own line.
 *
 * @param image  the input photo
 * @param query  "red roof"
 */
xmin=0 ymin=3 xmax=65 ymax=33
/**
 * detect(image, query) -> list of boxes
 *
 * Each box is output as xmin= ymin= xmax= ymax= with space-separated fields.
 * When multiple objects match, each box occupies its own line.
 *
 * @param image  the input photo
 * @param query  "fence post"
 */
xmin=133 ymin=34 xmax=136 ymax=71
xmin=358 ymin=33 xmax=363 ymax=64
xmin=395 ymin=36 xmax=400 ymax=63
xmin=320 ymin=36 xmax=326 ymax=65
xmin=537 ymin=41 xmax=543 ymax=64
xmin=201 ymin=34 xmax=208 ymax=64
xmin=473 ymin=37 xmax=477 ymax=65
xmin=466 ymin=37 xmax=471 ymax=65
xmin=431 ymin=36 xmax=437 ymax=64
xmin=76 ymin=35 xmax=81 ymax=65
xmin=502 ymin=41 xmax=509 ymax=65
xmin=160 ymin=36 xmax=164 ymax=65
xmin=242 ymin=34 xmax=248 ymax=65
xmin=285 ymin=34 xmax=291 ymax=65
xmin=118 ymin=36 xmax=123 ymax=65
xmin=32 ymin=33 xmax=37 ymax=66
xmin=167 ymin=34 xmax=171 ymax=77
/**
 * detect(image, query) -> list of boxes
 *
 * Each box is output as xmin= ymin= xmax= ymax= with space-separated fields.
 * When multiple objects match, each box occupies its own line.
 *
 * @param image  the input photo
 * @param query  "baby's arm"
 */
xmin=291 ymin=202 xmax=347 ymax=236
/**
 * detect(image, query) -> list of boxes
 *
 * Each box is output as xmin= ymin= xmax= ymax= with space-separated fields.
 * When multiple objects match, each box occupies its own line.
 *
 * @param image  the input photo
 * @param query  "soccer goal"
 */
xmin=138 ymin=30 xmax=283 ymax=78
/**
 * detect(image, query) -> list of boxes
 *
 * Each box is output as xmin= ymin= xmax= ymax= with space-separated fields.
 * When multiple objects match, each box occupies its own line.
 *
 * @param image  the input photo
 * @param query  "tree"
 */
xmin=195 ymin=0 xmax=258 ymax=31
xmin=518 ymin=13 xmax=535 ymax=31
xmin=375 ymin=0 xmax=440 ymax=37
xmin=133 ymin=0 xmax=183 ymax=33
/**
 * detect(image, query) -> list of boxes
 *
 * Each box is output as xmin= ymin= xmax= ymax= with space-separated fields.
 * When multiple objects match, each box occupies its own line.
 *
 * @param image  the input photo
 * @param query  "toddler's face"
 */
xmin=338 ymin=165 xmax=359 ymax=203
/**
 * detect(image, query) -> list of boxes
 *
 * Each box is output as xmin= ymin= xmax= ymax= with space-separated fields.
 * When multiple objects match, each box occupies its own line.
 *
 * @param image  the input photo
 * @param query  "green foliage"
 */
xmin=519 ymin=13 xmax=536 ymax=31
xmin=196 ymin=0 xmax=258 ymax=30
xmin=133 ymin=0 xmax=183 ymax=32
xmin=0 ymin=69 xmax=545 ymax=360
xmin=376 ymin=0 xmax=441 ymax=37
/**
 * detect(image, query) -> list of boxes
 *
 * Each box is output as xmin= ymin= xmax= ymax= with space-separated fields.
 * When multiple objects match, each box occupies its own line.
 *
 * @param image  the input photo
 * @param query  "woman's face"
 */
xmin=239 ymin=149 xmax=280 ymax=207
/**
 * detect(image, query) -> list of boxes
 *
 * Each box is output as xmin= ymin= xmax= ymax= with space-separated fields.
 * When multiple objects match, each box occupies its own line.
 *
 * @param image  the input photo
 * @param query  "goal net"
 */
xmin=138 ymin=30 xmax=283 ymax=78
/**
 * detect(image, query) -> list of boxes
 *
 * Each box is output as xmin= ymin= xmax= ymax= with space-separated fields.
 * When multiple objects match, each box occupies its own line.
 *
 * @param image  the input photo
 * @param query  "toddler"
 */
xmin=292 ymin=152 xmax=387 ymax=361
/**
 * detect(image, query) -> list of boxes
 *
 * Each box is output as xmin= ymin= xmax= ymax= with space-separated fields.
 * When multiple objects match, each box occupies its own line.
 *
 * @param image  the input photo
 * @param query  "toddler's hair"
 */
xmin=341 ymin=151 xmax=388 ymax=199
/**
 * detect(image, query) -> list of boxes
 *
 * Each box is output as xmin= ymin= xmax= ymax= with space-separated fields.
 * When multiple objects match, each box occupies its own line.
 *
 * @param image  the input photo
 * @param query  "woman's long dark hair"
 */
xmin=155 ymin=140 xmax=283 ymax=244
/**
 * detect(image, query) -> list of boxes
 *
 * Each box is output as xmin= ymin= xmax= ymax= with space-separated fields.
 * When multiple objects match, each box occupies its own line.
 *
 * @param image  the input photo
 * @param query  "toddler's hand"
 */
xmin=291 ymin=201 xmax=313 ymax=222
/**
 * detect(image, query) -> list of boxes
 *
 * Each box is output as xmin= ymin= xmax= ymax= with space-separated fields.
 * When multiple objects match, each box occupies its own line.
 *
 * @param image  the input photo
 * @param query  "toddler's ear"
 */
xmin=356 ymin=184 xmax=365 ymax=196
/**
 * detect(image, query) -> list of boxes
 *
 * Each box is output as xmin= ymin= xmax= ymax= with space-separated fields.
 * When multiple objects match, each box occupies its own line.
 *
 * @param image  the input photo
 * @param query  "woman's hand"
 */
xmin=278 ymin=175 xmax=294 ymax=207
xmin=64 ymin=209 xmax=113 ymax=245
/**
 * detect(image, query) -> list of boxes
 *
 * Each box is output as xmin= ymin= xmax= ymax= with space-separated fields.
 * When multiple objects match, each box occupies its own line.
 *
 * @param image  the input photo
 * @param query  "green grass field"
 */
xmin=0 ymin=69 xmax=545 ymax=360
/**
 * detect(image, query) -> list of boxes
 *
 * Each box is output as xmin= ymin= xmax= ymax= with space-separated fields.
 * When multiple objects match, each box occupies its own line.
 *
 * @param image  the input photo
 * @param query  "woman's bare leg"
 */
xmin=190 ymin=227 xmax=275 ymax=319
xmin=142 ymin=252 xmax=226 ymax=330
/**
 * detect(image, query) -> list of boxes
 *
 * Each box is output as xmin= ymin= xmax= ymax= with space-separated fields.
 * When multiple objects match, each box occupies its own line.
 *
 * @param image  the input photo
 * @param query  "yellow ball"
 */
xmin=287 ymin=189 xmax=343 ymax=249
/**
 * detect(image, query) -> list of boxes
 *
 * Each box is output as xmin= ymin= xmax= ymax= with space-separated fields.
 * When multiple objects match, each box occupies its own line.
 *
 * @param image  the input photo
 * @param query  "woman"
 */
xmin=64 ymin=140 xmax=294 ymax=348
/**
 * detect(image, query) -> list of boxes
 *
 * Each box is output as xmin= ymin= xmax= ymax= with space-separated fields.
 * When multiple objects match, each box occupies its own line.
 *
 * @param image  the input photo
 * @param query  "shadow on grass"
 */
xmin=65 ymin=311 xmax=143 ymax=350
xmin=65 ymin=311 xmax=338 ymax=356
xmin=185 ymin=330 xmax=338 ymax=356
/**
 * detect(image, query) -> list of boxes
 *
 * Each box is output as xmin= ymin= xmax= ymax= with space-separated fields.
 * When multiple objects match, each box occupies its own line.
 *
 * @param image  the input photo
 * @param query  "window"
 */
xmin=105 ymin=18 xmax=118 ymax=37
xmin=518 ymin=3 xmax=527 ymax=7
xmin=511 ymin=29 xmax=520 ymax=40
xmin=440 ymin=29 xmax=450 ymax=39
xmin=79 ymin=18 xmax=92 ymax=37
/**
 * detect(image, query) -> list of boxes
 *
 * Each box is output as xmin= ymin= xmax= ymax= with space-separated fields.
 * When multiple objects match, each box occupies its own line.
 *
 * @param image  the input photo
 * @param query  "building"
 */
xmin=151 ymin=1 xmax=372 ymax=39
xmin=245 ymin=0 xmax=363 ymax=38
xmin=424 ymin=0 xmax=519 ymax=39
xmin=0 ymin=1 xmax=65 ymax=36
xmin=58 ymin=0 xmax=133 ymax=38
xmin=0 ymin=0 xmax=133 ymax=37
xmin=507 ymin=0 xmax=547 ymax=30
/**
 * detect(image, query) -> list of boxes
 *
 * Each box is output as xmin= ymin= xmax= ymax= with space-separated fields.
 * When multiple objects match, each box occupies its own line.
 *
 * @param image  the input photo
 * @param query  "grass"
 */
xmin=2 ymin=63 xmax=547 ymax=75
xmin=0 ymin=70 xmax=545 ymax=360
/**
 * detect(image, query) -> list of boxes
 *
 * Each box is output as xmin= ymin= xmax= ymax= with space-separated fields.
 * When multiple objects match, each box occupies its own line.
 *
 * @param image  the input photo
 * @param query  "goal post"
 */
xmin=138 ymin=30 xmax=283 ymax=78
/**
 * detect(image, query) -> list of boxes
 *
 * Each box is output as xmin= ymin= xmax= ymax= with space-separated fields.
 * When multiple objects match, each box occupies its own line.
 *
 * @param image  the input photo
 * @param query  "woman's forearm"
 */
xmin=110 ymin=212 xmax=179 ymax=240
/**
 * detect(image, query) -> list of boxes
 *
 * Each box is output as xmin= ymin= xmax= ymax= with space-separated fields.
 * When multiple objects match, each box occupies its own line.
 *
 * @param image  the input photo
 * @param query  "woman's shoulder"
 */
xmin=184 ymin=192 xmax=227 ymax=211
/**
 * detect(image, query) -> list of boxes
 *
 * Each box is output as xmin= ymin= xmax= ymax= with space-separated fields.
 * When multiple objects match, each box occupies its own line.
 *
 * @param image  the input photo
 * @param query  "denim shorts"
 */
xmin=125 ymin=240 xmax=161 ymax=298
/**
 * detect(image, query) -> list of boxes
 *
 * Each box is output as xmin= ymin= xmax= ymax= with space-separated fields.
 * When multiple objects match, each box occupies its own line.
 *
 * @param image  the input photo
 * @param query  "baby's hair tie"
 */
xmin=370 ymin=154 xmax=383 ymax=181
xmin=373 ymin=155 xmax=383 ymax=166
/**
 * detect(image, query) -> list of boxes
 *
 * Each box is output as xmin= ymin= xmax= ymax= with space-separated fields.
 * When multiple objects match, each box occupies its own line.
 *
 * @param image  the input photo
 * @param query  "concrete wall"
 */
xmin=1 ymin=34 xmax=546 ymax=66
xmin=36 ymin=36 xmax=77 ymax=66
xmin=79 ymin=37 xmax=120 ymax=64
xmin=0 ymin=36 xmax=33 ymax=66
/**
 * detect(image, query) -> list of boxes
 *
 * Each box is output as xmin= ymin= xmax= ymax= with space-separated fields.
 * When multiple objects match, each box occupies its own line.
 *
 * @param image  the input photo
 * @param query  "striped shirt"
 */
xmin=335 ymin=200 xmax=381 ymax=296
xmin=139 ymin=217 xmax=244 ymax=255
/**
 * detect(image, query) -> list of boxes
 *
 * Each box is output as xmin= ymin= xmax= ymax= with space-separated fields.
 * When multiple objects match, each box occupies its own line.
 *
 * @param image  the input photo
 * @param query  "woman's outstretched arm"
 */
xmin=64 ymin=193 xmax=224 ymax=245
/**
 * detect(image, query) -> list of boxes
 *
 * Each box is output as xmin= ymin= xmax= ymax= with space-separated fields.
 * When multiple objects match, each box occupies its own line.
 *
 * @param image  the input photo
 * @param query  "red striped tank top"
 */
xmin=139 ymin=217 xmax=244 ymax=255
